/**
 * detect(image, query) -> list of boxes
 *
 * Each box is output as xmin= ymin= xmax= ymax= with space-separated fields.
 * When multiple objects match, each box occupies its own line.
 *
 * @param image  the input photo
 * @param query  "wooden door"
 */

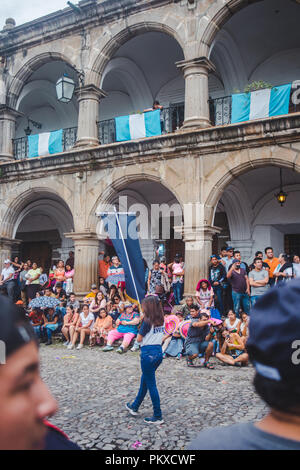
xmin=21 ymin=242 xmax=52 ymax=272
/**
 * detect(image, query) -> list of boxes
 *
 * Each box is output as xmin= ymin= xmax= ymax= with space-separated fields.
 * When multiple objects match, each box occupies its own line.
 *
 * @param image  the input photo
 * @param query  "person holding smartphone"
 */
xmin=216 ymin=329 xmax=248 ymax=366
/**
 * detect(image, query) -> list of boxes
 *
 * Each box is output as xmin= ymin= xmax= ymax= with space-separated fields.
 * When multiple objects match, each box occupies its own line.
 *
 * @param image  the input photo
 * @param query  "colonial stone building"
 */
xmin=0 ymin=0 xmax=300 ymax=295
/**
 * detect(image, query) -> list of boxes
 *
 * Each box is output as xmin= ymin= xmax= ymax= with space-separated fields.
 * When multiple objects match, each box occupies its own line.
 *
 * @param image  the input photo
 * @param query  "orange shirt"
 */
xmin=98 ymin=260 xmax=111 ymax=279
xmin=263 ymin=257 xmax=279 ymax=278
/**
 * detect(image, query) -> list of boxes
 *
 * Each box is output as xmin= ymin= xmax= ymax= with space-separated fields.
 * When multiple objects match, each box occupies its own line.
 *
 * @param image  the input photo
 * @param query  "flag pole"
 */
xmin=113 ymin=206 xmax=141 ymax=305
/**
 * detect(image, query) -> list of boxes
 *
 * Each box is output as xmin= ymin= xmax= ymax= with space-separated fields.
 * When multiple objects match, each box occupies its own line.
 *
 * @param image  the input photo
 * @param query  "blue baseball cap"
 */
xmin=226 ymin=246 xmax=234 ymax=251
xmin=247 ymin=280 xmax=300 ymax=384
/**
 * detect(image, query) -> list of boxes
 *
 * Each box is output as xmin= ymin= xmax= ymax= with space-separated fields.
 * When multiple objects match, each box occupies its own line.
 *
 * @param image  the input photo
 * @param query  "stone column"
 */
xmin=229 ymin=239 xmax=254 ymax=263
xmin=0 ymin=237 xmax=21 ymax=267
xmin=183 ymin=225 xmax=221 ymax=296
xmin=75 ymin=84 xmax=107 ymax=148
xmin=0 ymin=106 xmax=23 ymax=161
xmin=64 ymin=232 xmax=99 ymax=296
xmin=176 ymin=57 xmax=215 ymax=129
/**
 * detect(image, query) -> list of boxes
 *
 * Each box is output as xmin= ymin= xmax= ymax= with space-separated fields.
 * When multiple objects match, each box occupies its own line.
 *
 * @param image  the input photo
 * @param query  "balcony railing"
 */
xmin=209 ymin=93 xmax=300 ymax=127
xmin=97 ymin=104 xmax=185 ymax=145
xmin=13 ymin=126 xmax=77 ymax=160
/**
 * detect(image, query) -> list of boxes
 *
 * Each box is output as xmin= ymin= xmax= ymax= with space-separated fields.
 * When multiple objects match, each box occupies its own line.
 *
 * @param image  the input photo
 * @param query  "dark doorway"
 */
xmin=21 ymin=241 xmax=52 ymax=272
xmin=285 ymin=234 xmax=300 ymax=257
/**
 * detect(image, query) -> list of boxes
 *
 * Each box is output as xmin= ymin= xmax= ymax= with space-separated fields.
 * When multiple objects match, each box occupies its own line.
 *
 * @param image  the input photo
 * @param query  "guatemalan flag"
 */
xmin=101 ymin=212 xmax=146 ymax=305
xmin=115 ymin=109 xmax=162 ymax=142
xmin=28 ymin=129 xmax=63 ymax=158
xmin=231 ymin=84 xmax=292 ymax=124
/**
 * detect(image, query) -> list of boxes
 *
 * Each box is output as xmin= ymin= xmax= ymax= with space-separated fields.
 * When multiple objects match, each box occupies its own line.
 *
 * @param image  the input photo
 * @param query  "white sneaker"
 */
xmin=63 ymin=341 xmax=69 ymax=346
xmin=77 ymin=344 xmax=84 ymax=350
xmin=67 ymin=343 xmax=74 ymax=350
xmin=131 ymin=345 xmax=140 ymax=352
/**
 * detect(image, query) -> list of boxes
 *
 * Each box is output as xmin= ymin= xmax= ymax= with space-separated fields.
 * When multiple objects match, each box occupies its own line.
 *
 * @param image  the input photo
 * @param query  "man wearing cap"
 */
xmin=189 ymin=280 xmax=300 ymax=449
xmin=0 ymin=296 xmax=80 ymax=449
xmin=0 ymin=260 xmax=16 ymax=301
xmin=208 ymin=255 xmax=227 ymax=316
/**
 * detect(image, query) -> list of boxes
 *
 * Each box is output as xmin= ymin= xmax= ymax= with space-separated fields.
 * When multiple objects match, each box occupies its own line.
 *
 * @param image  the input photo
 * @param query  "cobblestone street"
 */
xmin=40 ymin=344 xmax=268 ymax=450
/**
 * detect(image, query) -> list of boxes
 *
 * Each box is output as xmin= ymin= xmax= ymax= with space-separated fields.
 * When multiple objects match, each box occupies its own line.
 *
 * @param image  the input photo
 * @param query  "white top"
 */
xmin=225 ymin=318 xmax=240 ymax=331
xmin=80 ymin=312 xmax=95 ymax=329
xmin=1 ymin=266 xmax=15 ymax=283
xmin=293 ymin=263 xmax=300 ymax=279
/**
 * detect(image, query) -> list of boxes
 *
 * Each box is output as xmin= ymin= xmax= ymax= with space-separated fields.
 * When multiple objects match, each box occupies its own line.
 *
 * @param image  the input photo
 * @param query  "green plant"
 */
xmin=244 ymin=81 xmax=273 ymax=93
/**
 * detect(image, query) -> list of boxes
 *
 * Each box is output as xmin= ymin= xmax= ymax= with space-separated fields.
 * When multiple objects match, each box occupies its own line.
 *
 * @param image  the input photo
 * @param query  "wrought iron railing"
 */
xmin=209 ymin=91 xmax=300 ymax=127
xmin=13 ymin=126 xmax=78 ymax=159
xmin=97 ymin=104 xmax=185 ymax=144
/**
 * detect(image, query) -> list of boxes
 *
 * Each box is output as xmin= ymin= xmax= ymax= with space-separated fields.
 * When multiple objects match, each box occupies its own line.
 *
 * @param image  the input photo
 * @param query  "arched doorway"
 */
xmin=7 ymin=191 xmax=75 ymax=271
xmin=213 ymin=165 xmax=300 ymax=261
xmin=95 ymin=178 xmax=184 ymax=267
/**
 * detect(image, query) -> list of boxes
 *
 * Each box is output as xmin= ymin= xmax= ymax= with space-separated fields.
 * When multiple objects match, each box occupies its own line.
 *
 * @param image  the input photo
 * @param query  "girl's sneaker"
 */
xmin=162 ymin=353 xmax=166 ymax=359
xmin=102 ymin=345 xmax=114 ymax=352
xmin=131 ymin=344 xmax=140 ymax=352
xmin=125 ymin=403 xmax=139 ymax=416
xmin=67 ymin=343 xmax=74 ymax=350
xmin=176 ymin=353 xmax=182 ymax=360
xmin=77 ymin=344 xmax=84 ymax=350
xmin=144 ymin=417 xmax=164 ymax=425
xmin=63 ymin=341 xmax=69 ymax=346
xmin=116 ymin=346 xmax=124 ymax=354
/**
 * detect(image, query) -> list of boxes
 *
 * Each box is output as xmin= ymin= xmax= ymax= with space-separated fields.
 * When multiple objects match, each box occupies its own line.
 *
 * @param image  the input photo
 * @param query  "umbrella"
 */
xmin=164 ymin=314 xmax=180 ymax=335
xmin=28 ymin=296 xmax=60 ymax=309
xmin=179 ymin=320 xmax=192 ymax=339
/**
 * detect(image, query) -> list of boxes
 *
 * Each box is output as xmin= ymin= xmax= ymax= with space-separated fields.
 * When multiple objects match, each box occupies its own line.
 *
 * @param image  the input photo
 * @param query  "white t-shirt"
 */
xmin=1 ymin=266 xmax=15 ymax=283
xmin=80 ymin=312 xmax=95 ymax=329
xmin=225 ymin=318 xmax=240 ymax=331
xmin=293 ymin=263 xmax=300 ymax=279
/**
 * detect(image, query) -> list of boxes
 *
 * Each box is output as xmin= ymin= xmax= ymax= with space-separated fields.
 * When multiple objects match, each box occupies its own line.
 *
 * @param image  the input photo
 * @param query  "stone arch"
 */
xmin=87 ymin=173 xmax=184 ymax=233
xmin=1 ymin=186 xmax=74 ymax=240
xmin=100 ymin=57 xmax=153 ymax=112
xmin=87 ymin=22 xmax=186 ymax=88
xmin=198 ymin=0 xmax=263 ymax=57
xmin=7 ymin=52 xmax=78 ymax=109
xmin=205 ymin=155 xmax=300 ymax=228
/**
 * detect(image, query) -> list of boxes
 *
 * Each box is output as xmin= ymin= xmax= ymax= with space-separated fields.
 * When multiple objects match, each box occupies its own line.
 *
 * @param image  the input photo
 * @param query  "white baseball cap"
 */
xmin=4 ymin=259 xmax=11 ymax=264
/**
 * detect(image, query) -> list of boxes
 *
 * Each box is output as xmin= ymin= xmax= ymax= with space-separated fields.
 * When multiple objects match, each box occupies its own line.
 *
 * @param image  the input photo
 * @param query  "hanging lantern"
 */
xmin=56 ymin=74 xmax=75 ymax=103
xmin=275 ymin=169 xmax=288 ymax=207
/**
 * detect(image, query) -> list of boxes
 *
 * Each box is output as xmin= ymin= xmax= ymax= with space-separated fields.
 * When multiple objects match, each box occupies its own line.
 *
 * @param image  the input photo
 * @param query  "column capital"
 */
xmin=0 ymin=237 xmax=22 ymax=246
xmin=75 ymin=84 xmax=107 ymax=102
xmin=176 ymin=57 xmax=216 ymax=76
xmin=64 ymin=232 xmax=99 ymax=244
xmin=0 ymin=105 xmax=23 ymax=120
xmin=182 ymin=225 xmax=222 ymax=242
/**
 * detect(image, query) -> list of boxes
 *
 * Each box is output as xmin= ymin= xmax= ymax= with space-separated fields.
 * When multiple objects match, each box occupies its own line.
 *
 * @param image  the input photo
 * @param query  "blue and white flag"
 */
xmin=231 ymin=84 xmax=292 ymax=124
xmin=28 ymin=129 xmax=63 ymax=158
xmin=115 ymin=109 xmax=162 ymax=142
xmin=101 ymin=212 xmax=145 ymax=304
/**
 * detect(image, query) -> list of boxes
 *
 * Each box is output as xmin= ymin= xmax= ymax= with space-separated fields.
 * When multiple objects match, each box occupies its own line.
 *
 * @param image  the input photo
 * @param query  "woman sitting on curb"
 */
xmin=90 ymin=308 xmax=113 ymax=347
xmin=102 ymin=303 xmax=140 ymax=354
xmin=216 ymin=329 xmax=249 ymax=366
xmin=61 ymin=305 xmax=79 ymax=347
xmin=67 ymin=304 xmax=95 ymax=350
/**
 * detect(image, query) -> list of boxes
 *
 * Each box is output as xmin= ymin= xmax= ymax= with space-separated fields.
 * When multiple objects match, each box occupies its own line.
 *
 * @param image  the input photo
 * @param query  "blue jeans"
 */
xmin=213 ymin=286 xmax=224 ymax=315
xmin=132 ymin=345 xmax=163 ymax=419
xmin=172 ymin=281 xmax=182 ymax=305
xmin=250 ymin=295 xmax=261 ymax=308
xmin=232 ymin=291 xmax=250 ymax=317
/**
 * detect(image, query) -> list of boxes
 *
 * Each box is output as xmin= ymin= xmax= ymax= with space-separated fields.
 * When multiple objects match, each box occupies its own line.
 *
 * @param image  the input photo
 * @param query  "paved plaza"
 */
xmin=40 ymin=344 xmax=268 ymax=450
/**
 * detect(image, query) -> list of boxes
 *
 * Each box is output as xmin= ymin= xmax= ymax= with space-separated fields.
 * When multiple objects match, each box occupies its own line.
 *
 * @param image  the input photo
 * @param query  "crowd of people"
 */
xmin=1 ymin=245 xmax=297 ymax=367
